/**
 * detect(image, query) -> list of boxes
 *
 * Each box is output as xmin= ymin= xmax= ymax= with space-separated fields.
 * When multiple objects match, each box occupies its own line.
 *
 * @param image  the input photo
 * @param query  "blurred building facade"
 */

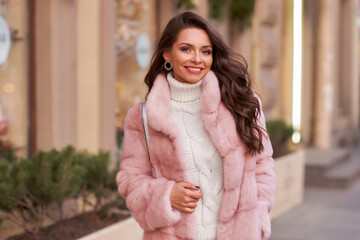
xmin=0 ymin=0 xmax=359 ymax=165
xmin=302 ymin=0 xmax=360 ymax=148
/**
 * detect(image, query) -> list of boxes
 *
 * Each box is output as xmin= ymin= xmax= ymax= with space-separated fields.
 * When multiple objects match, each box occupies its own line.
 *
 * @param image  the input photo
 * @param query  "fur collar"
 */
xmin=146 ymin=71 xmax=221 ymax=140
xmin=146 ymin=71 xmax=246 ymax=191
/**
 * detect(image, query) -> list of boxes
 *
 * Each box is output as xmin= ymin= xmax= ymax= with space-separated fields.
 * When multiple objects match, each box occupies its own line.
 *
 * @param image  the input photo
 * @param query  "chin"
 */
xmin=187 ymin=74 xmax=207 ymax=83
xmin=187 ymin=78 xmax=202 ymax=84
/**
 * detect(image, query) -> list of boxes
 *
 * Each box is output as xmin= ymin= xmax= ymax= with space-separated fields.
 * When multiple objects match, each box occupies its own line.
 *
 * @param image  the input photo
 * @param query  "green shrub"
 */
xmin=75 ymin=150 xmax=117 ymax=212
xmin=266 ymin=120 xmax=295 ymax=158
xmin=0 ymin=146 xmax=86 ymax=232
xmin=0 ymin=146 xmax=125 ymax=234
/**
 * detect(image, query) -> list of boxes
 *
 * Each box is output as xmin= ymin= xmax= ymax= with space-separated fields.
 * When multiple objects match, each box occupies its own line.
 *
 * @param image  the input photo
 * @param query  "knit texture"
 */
xmin=167 ymin=72 xmax=224 ymax=240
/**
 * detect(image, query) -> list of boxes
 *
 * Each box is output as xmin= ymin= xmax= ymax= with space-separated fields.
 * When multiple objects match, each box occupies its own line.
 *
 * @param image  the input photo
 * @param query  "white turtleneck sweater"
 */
xmin=167 ymin=72 xmax=224 ymax=240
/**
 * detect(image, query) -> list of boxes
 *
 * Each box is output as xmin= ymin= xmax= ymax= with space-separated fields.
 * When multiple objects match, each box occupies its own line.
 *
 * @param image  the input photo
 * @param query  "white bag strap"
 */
xmin=141 ymin=102 xmax=156 ymax=178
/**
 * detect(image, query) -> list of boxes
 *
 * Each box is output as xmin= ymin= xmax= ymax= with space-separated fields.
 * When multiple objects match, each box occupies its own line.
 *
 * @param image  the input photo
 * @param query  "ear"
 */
xmin=163 ymin=51 xmax=171 ymax=62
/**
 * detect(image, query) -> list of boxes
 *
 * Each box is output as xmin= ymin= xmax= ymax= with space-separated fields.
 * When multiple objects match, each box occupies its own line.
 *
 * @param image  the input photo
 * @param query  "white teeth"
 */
xmin=187 ymin=67 xmax=202 ymax=72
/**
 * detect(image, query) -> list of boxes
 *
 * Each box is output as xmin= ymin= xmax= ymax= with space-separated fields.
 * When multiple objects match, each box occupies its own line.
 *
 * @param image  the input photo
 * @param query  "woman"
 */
xmin=116 ymin=12 xmax=275 ymax=240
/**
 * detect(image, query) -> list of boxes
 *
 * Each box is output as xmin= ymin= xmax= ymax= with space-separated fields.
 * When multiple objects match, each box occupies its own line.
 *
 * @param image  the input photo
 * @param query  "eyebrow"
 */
xmin=178 ymin=42 xmax=212 ymax=48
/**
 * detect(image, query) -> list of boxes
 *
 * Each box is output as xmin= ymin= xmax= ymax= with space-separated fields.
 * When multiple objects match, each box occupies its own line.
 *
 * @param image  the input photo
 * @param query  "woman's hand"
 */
xmin=170 ymin=182 xmax=202 ymax=213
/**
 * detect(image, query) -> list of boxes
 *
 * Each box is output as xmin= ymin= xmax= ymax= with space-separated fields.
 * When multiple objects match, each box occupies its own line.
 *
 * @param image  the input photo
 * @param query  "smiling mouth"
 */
xmin=185 ymin=66 xmax=204 ymax=73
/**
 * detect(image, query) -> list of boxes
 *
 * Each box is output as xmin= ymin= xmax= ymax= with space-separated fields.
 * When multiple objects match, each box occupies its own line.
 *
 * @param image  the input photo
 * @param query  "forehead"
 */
xmin=174 ymin=28 xmax=212 ymax=46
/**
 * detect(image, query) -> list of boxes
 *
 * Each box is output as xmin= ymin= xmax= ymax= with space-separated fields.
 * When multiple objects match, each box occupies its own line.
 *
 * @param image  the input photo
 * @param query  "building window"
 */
xmin=0 ymin=0 xmax=29 ymax=157
xmin=115 ymin=0 xmax=156 ymax=157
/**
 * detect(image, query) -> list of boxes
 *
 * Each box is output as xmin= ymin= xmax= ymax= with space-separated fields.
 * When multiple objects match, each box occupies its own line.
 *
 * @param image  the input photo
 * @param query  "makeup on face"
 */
xmin=163 ymin=28 xmax=213 ymax=84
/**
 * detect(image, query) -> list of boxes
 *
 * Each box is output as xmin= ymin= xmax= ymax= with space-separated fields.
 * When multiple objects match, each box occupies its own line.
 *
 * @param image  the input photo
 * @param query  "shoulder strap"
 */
xmin=141 ymin=102 xmax=157 ymax=178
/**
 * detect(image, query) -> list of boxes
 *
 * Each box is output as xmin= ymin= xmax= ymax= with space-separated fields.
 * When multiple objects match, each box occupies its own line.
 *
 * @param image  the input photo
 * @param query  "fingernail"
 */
xmin=195 ymin=185 xmax=200 ymax=189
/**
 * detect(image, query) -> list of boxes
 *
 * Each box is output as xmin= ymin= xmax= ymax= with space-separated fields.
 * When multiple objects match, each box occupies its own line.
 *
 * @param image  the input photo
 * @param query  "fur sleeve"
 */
xmin=255 ymin=99 xmax=276 ymax=240
xmin=116 ymin=103 xmax=181 ymax=231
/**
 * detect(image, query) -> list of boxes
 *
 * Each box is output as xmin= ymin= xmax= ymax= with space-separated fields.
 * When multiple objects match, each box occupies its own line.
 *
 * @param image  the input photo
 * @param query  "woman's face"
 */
xmin=163 ymin=28 xmax=213 ymax=84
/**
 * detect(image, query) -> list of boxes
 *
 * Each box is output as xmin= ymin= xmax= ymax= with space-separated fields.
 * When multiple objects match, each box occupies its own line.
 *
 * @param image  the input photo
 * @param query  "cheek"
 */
xmin=172 ymin=59 xmax=185 ymax=70
xmin=205 ymin=57 xmax=213 ymax=67
xmin=206 ymin=58 xmax=213 ymax=68
xmin=173 ymin=52 xmax=189 ymax=64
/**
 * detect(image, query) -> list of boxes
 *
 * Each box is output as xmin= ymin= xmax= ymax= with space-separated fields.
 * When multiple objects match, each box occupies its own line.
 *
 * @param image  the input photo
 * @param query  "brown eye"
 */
xmin=202 ymin=50 xmax=212 ymax=55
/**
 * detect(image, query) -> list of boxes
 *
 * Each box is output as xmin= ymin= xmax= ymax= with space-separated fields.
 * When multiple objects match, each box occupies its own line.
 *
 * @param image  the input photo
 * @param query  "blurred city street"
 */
xmin=271 ymin=143 xmax=360 ymax=240
xmin=271 ymin=181 xmax=360 ymax=240
xmin=1 ymin=0 xmax=360 ymax=239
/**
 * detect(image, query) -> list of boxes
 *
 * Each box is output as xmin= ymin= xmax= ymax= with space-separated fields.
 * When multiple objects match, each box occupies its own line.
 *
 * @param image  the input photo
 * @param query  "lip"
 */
xmin=185 ymin=66 xmax=204 ymax=74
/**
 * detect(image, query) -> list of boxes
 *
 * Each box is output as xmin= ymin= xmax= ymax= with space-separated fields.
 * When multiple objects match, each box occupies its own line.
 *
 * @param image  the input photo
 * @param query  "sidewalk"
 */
xmin=270 ymin=176 xmax=360 ymax=240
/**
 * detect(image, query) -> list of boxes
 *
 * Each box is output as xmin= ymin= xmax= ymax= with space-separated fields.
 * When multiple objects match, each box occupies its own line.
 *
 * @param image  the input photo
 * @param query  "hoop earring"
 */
xmin=164 ymin=61 xmax=172 ymax=71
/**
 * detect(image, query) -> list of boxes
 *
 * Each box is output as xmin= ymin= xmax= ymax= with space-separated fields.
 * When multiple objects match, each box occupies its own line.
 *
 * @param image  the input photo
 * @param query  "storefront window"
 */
xmin=0 ymin=0 xmax=29 ymax=158
xmin=115 ymin=0 xmax=156 ymax=157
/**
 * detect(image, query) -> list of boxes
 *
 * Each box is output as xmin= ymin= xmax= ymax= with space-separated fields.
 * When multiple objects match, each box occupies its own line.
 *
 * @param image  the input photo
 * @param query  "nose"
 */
xmin=192 ymin=52 xmax=201 ymax=64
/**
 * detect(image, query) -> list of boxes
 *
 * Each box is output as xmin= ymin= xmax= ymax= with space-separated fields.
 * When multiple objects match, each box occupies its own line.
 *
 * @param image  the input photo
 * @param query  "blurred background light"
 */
xmin=292 ymin=0 xmax=302 ymax=144
xmin=3 ymin=83 xmax=14 ymax=93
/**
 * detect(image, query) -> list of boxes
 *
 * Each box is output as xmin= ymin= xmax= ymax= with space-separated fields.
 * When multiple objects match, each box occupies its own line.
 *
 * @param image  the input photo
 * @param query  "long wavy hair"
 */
xmin=145 ymin=12 xmax=265 ymax=155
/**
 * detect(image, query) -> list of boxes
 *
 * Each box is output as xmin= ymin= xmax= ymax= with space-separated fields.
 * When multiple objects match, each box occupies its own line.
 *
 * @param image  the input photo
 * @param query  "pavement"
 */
xmin=270 ymin=177 xmax=360 ymax=240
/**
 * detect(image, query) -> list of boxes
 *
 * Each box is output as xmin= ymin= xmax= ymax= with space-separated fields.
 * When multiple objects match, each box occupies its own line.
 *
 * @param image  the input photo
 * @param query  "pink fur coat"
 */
xmin=116 ymin=71 xmax=276 ymax=240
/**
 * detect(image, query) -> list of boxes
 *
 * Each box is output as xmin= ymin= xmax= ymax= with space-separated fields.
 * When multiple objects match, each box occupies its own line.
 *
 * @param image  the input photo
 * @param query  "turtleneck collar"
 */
xmin=166 ymin=72 xmax=202 ymax=103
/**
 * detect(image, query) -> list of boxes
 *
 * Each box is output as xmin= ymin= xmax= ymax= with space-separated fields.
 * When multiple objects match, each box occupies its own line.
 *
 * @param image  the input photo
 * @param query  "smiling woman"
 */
xmin=116 ymin=12 xmax=275 ymax=240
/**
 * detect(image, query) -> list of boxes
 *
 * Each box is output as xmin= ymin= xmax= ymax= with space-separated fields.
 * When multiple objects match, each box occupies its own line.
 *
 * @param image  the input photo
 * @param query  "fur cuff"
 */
xmin=145 ymin=179 xmax=181 ymax=229
xmin=258 ymin=202 xmax=271 ymax=240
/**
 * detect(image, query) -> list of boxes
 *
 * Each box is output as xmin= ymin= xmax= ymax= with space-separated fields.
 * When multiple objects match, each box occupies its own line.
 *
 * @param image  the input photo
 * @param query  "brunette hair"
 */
xmin=145 ymin=12 xmax=265 ymax=155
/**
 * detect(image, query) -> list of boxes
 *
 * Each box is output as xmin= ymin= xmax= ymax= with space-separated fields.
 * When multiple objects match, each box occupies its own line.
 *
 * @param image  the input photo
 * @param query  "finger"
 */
xmin=181 ymin=182 xmax=199 ymax=191
xmin=184 ymin=196 xmax=196 ymax=203
xmin=185 ymin=190 xmax=203 ymax=200
xmin=183 ymin=207 xmax=196 ymax=214
xmin=172 ymin=203 xmax=196 ymax=213
xmin=182 ymin=202 xmax=197 ymax=208
xmin=184 ymin=195 xmax=202 ymax=203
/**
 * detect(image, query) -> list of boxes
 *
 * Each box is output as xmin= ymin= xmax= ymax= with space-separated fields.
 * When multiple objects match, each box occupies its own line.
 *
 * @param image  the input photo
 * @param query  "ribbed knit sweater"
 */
xmin=167 ymin=72 xmax=224 ymax=240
